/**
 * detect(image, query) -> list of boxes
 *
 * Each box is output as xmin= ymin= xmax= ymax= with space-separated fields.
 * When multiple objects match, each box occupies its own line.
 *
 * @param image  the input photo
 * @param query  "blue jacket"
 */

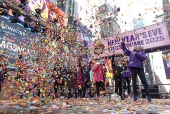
xmin=121 ymin=43 xmax=146 ymax=69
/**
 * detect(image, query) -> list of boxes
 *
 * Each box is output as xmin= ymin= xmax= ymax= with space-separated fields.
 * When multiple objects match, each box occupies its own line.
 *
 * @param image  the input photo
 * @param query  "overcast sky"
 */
xmin=76 ymin=0 xmax=164 ymax=34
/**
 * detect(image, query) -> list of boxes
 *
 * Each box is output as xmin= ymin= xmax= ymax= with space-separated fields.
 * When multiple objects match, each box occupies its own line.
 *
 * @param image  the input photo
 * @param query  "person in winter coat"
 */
xmin=122 ymin=61 xmax=132 ymax=97
xmin=113 ymin=61 xmax=124 ymax=100
xmin=82 ymin=62 xmax=91 ymax=98
xmin=67 ymin=72 xmax=77 ymax=98
xmin=76 ymin=58 xmax=83 ymax=98
xmin=92 ymin=60 xmax=104 ymax=97
xmin=121 ymin=39 xmax=151 ymax=102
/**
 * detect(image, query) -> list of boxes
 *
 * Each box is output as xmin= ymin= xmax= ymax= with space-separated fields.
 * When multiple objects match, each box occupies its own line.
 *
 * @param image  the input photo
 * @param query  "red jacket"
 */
xmin=92 ymin=64 xmax=103 ymax=82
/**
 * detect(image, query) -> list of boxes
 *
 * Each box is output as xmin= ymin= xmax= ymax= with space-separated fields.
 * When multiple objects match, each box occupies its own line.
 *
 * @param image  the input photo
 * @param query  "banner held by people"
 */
xmin=91 ymin=22 xmax=170 ymax=58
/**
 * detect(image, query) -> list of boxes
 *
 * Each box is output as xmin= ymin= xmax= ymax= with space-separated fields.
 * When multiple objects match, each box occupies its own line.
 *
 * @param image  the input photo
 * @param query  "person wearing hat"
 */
xmin=121 ymin=39 xmax=151 ymax=102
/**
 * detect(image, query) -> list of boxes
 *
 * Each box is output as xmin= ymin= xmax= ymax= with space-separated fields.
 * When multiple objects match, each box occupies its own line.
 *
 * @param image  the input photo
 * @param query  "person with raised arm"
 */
xmin=121 ymin=38 xmax=151 ymax=102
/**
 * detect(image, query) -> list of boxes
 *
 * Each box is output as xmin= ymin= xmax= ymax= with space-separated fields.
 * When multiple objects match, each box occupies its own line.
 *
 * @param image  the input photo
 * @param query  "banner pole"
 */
xmin=151 ymin=55 xmax=156 ymax=85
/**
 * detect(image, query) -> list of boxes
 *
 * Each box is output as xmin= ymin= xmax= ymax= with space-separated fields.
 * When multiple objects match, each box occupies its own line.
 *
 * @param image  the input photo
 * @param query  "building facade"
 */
xmin=54 ymin=0 xmax=78 ymax=25
xmin=133 ymin=18 xmax=145 ymax=29
xmin=97 ymin=2 xmax=121 ymax=38
xmin=163 ymin=0 xmax=170 ymax=33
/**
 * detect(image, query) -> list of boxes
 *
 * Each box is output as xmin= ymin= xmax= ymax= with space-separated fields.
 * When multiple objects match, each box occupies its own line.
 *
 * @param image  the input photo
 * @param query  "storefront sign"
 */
xmin=91 ymin=22 xmax=170 ymax=58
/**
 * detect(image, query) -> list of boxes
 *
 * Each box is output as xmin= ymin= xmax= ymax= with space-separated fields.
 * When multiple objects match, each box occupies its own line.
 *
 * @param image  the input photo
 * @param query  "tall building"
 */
xmin=98 ymin=2 xmax=121 ymax=38
xmin=55 ymin=0 xmax=78 ymax=25
xmin=155 ymin=14 xmax=164 ymax=23
xmin=56 ymin=0 xmax=69 ymax=14
xmin=100 ymin=17 xmax=121 ymax=38
xmin=133 ymin=18 xmax=145 ymax=29
xmin=163 ymin=0 xmax=170 ymax=32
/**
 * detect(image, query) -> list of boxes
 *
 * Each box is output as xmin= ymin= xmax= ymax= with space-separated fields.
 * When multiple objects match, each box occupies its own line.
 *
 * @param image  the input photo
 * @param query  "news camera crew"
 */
xmin=122 ymin=61 xmax=132 ymax=97
xmin=121 ymin=39 xmax=151 ymax=102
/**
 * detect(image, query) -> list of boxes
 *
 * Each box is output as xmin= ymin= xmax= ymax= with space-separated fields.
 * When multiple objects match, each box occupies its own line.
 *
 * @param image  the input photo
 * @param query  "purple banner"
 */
xmin=91 ymin=22 xmax=170 ymax=59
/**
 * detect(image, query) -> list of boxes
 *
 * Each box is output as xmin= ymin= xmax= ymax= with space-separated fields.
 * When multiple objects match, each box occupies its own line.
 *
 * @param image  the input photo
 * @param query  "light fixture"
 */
xmin=10 ymin=11 xmax=19 ymax=23
xmin=31 ymin=23 xmax=41 ymax=33
xmin=117 ymin=7 xmax=120 ymax=12
xmin=35 ymin=8 xmax=42 ymax=15
xmin=20 ymin=0 xmax=27 ymax=5
xmin=53 ymin=18 xmax=58 ymax=23
xmin=41 ymin=27 xmax=48 ymax=36
xmin=55 ymin=34 xmax=61 ymax=41
xmin=18 ymin=0 xmax=27 ymax=8
xmin=0 ymin=2 xmax=5 ymax=8
xmin=0 ymin=2 xmax=8 ymax=16
xmin=23 ymin=18 xmax=30 ymax=28
xmin=0 ymin=8 xmax=8 ymax=16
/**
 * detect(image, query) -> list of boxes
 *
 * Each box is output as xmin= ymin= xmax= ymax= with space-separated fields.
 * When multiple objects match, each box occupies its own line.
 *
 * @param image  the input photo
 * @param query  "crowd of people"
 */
xmin=0 ymin=39 xmax=152 ymax=103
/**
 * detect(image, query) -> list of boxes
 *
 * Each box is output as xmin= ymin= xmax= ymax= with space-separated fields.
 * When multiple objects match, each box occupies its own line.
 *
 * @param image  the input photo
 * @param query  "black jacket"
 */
xmin=123 ymin=66 xmax=128 ymax=71
xmin=82 ymin=68 xmax=91 ymax=82
xmin=113 ymin=65 xmax=123 ymax=79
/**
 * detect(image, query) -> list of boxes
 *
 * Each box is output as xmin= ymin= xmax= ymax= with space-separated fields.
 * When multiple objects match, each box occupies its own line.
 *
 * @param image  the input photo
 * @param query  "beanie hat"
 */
xmin=134 ymin=45 xmax=144 ymax=52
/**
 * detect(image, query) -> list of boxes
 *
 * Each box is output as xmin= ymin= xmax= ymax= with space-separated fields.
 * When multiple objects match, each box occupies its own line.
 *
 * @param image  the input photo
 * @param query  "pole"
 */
xmin=151 ymin=55 xmax=156 ymax=85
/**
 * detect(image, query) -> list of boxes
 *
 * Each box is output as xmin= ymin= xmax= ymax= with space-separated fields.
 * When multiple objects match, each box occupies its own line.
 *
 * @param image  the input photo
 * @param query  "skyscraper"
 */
xmin=56 ymin=0 xmax=69 ymax=14
xmin=55 ymin=0 xmax=78 ymax=25
xmin=100 ymin=17 xmax=121 ymax=38
xmin=163 ymin=0 xmax=170 ymax=33
xmin=98 ymin=2 xmax=121 ymax=38
xmin=133 ymin=18 xmax=145 ymax=29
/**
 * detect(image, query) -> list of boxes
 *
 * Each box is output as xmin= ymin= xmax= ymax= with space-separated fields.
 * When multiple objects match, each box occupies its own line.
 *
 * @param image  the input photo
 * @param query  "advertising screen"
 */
xmin=76 ymin=21 xmax=92 ymax=61
xmin=0 ymin=16 xmax=42 ymax=66
xmin=4 ymin=0 xmax=68 ymax=26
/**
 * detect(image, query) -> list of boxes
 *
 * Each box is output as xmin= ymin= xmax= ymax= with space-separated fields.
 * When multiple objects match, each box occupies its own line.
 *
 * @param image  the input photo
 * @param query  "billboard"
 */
xmin=76 ymin=21 xmax=92 ymax=61
xmin=0 ymin=16 xmax=42 ymax=66
xmin=91 ymin=22 xmax=170 ymax=59
xmin=162 ymin=50 xmax=170 ymax=79
xmin=76 ymin=21 xmax=92 ymax=46
xmin=5 ymin=0 xmax=68 ymax=26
